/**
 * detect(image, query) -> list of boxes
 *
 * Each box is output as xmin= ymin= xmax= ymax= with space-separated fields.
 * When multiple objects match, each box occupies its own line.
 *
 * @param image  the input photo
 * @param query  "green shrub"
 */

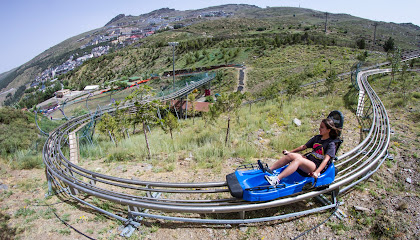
xmin=0 ymin=191 xmax=13 ymax=201
xmin=393 ymin=98 xmax=406 ymax=107
xmin=327 ymin=221 xmax=350 ymax=234
xmin=14 ymin=207 xmax=36 ymax=217
xmin=0 ymin=107 xmax=62 ymax=156
xmin=9 ymin=150 xmax=44 ymax=170
xmin=371 ymin=215 xmax=398 ymax=238
xmin=16 ymin=154 xmax=44 ymax=169
xmin=205 ymin=96 xmax=214 ymax=102
xmin=58 ymin=228 xmax=71 ymax=235
xmin=106 ymin=151 xmax=132 ymax=162
xmin=411 ymin=92 xmax=420 ymax=99
xmin=0 ymin=123 xmax=37 ymax=156
xmin=0 ymin=212 xmax=16 ymax=239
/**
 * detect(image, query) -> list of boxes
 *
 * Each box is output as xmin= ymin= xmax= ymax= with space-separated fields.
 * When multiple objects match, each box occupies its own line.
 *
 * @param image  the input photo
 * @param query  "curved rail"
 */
xmin=43 ymin=66 xmax=400 ymax=224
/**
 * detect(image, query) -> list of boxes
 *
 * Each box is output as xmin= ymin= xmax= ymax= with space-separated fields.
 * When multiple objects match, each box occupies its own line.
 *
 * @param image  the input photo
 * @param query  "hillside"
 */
xmin=1 ymin=4 xmax=419 ymax=107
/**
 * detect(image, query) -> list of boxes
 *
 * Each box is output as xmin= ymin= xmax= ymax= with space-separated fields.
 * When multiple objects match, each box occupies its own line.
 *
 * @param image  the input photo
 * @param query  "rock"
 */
xmin=142 ymin=163 xmax=152 ymax=171
xmin=293 ymin=118 xmax=302 ymax=126
xmin=239 ymin=226 xmax=248 ymax=232
xmin=354 ymin=206 xmax=371 ymax=212
xmin=0 ymin=184 xmax=8 ymax=190
xmin=206 ymin=228 xmax=214 ymax=237
xmin=184 ymin=152 xmax=193 ymax=161
xmin=406 ymin=177 xmax=412 ymax=184
xmin=397 ymin=202 xmax=408 ymax=211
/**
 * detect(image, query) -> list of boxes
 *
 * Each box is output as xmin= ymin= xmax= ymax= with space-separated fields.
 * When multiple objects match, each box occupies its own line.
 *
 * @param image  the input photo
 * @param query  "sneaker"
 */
xmin=264 ymin=175 xmax=280 ymax=186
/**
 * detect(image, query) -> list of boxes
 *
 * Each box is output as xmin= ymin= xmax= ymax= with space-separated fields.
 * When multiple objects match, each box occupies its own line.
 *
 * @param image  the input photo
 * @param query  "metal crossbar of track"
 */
xmin=43 ymin=52 xmax=419 ymax=227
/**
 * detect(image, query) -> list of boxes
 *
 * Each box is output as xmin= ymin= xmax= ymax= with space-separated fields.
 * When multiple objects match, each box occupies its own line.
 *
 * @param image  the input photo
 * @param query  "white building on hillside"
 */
xmin=84 ymin=85 xmax=99 ymax=91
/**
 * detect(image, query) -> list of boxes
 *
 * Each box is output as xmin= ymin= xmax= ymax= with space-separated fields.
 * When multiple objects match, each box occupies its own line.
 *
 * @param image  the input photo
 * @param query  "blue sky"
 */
xmin=0 ymin=0 xmax=419 ymax=74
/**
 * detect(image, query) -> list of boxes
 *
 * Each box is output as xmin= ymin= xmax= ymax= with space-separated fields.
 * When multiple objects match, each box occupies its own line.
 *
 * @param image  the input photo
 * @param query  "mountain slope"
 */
xmin=1 ymin=5 xmax=419 ymax=107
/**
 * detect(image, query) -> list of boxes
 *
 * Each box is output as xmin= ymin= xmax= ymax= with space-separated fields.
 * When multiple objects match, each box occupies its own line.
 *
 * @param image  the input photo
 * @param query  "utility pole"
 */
xmin=373 ymin=22 xmax=378 ymax=45
xmin=168 ymin=42 xmax=179 ymax=92
xmin=324 ymin=12 xmax=328 ymax=34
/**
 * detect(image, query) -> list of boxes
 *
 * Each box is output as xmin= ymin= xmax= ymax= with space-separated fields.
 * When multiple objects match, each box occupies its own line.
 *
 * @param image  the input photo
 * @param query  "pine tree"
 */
xmin=383 ymin=37 xmax=395 ymax=53
xmin=161 ymin=112 xmax=179 ymax=140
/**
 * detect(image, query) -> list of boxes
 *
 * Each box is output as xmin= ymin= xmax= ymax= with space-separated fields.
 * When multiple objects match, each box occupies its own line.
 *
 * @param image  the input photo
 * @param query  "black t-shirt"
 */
xmin=305 ymin=135 xmax=336 ymax=166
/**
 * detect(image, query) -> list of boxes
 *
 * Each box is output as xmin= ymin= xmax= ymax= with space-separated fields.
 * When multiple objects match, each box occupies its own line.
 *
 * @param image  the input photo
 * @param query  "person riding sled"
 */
xmin=265 ymin=118 xmax=341 ymax=186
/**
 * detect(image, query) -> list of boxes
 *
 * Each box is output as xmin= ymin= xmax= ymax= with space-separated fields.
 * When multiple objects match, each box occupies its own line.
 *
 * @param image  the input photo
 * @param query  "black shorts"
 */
xmin=305 ymin=154 xmax=322 ymax=168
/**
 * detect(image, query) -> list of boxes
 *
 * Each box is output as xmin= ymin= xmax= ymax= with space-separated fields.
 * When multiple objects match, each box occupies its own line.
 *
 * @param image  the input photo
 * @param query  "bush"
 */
xmin=106 ymin=151 xmax=133 ymax=162
xmin=383 ymin=37 xmax=395 ymax=52
xmin=371 ymin=215 xmax=398 ymax=238
xmin=411 ymin=92 xmax=420 ymax=99
xmin=0 ymin=117 xmax=37 ymax=156
xmin=325 ymin=70 xmax=338 ymax=94
xmin=9 ymin=150 xmax=44 ymax=170
xmin=286 ymin=75 xmax=303 ymax=98
xmin=0 ymin=212 xmax=16 ymax=239
xmin=16 ymin=154 xmax=44 ymax=169
xmin=14 ymin=207 xmax=36 ymax=217
xmin=343 ymin=86 xmax=359 ymax=111
xmin=205 ymin=96 xmax=214 ymax=102
xmin=356 ymin=38 xmax=366 ymax=49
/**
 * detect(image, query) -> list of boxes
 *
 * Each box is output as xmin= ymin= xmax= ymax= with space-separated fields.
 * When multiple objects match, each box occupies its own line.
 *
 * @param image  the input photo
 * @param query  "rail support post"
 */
xmin=316 ymin=189 xmax=346 ymax=220
xmin=120 ymin=215 xmax=141 ymax=238
xmin=122 ymin=186 xmax=161 ymax=237
xmin=45 ymin=169 xmax=53 ymax=197
xmin=239 ymin=211 xmax=245 ymax=219
xmin=356 ymin=88 xmax=365 ymax=117
xmin=68 ymin=186 xmax=79 ymax=195
xmin=89 ymin=175 xmax=97 ymax=186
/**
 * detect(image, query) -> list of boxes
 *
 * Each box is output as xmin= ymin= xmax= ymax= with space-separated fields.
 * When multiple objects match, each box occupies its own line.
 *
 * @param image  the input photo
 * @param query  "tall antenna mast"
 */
xmin=373 ymin=22 xmax=378 ymax=45
xmin=324 ymin=12 xmax=328 ymax=33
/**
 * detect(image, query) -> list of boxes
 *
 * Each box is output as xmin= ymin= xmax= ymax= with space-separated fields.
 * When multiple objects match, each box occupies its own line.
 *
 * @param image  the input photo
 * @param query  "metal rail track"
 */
xmin=43 ymin=52 xmax=419 ymax=225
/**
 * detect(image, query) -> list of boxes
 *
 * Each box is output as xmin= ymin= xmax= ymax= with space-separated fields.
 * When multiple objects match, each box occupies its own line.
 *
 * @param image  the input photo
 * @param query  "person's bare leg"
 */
xmin=275 ymin=157 xmax=317 ymax=180
xmin=270 ymin=153 xmax=301 ymax=171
